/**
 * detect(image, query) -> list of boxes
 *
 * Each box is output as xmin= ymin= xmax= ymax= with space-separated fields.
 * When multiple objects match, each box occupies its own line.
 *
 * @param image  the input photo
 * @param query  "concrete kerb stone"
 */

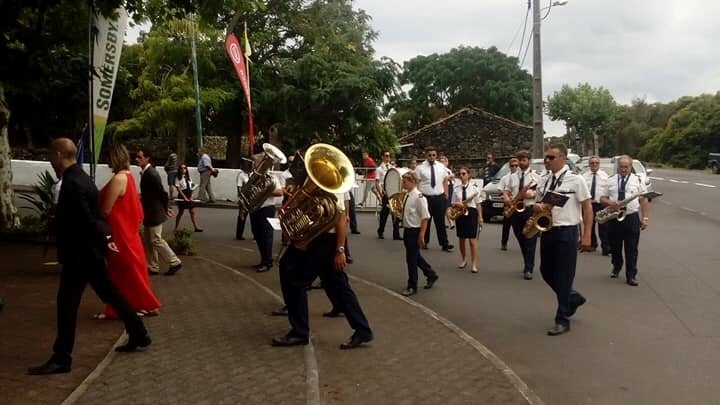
xmin=348 ymin=274 xmax=547 ymax=405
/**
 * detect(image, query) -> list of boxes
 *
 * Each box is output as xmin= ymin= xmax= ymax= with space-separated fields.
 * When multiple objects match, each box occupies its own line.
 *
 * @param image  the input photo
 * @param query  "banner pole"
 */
xmin=87 ymin=0 xmax=96 ymax=181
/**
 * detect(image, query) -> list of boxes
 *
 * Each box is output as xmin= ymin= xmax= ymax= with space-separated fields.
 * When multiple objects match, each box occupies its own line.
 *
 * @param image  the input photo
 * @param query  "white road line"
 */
xmin=694 ymin=183 xmax=717 ymax=188
xmin=650 ymin=176 xmax=665 ymax=180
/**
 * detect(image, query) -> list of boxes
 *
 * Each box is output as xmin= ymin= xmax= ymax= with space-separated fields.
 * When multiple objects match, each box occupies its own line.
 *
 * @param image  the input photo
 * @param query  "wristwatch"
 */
xmin=336 ymin=246 xmax=345 ymax=254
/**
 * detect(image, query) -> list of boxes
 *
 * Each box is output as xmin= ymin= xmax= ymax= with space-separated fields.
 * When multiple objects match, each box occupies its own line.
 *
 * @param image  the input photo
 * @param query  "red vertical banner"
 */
xmin=225 ymin=34 xmax=255 ymax=156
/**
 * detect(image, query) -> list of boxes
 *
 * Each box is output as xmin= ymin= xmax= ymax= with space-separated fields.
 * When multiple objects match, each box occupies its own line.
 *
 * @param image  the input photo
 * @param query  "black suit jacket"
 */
xmin=140 ymin=165 xmax=169 ymax=227
xmin=54 ymin=164 xmax=111 ymax=264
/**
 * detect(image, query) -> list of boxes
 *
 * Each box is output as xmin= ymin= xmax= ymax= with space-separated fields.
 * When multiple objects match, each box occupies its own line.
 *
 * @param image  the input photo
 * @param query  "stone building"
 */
xmin=398 ymin=106 xmax=532 ymax=177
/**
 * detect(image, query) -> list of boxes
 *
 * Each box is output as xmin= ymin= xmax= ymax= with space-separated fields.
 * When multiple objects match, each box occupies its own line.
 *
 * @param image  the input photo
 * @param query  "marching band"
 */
xmin=232 ymin=141 xmax=654 ymax=342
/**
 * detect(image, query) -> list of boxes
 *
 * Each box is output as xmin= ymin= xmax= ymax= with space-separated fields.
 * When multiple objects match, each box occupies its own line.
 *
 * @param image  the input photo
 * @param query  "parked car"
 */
xmin=481 ymin=158 xmax=578 ymax=222
xmin=709 ymin=153 xmax=720 ymax=174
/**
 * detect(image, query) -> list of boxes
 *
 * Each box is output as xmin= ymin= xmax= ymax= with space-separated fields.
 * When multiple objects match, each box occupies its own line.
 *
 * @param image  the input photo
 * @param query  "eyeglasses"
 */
xmin=509 ymin=164 xmax=518 ymax=168
xmin=544 ymin=155 xmax=557 ymax=161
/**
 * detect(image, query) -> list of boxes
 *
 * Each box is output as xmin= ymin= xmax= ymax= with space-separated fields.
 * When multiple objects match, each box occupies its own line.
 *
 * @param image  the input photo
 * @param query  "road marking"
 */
xmin=197 ymin=256 xmax=321 ymax=405
xmin=668 ymin=179 xmax=689 ymax=184
xmin=349 ymin=275 xmax=547 ymax=405
xmin=694 ymin=183 xmax=716 ymax=188
xmin=650 ymin=176 xmax=665 ymax=180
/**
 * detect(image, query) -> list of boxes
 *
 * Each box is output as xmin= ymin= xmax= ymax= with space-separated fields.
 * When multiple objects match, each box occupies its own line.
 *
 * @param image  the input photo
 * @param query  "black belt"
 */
xmin=423 ymin=194 xmax=444 ymax=198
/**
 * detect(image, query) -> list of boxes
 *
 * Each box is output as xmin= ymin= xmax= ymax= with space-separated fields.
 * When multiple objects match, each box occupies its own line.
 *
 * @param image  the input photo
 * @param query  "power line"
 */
xmin=520 ymin=27 xmax=533 ymax=66
xmin=516 ymin=0 xmax=532 ymax=59
xmin=542 ymin=0 xmax=553 ymax=20
xmin=507 ymin=2 xmax=531 ymax=54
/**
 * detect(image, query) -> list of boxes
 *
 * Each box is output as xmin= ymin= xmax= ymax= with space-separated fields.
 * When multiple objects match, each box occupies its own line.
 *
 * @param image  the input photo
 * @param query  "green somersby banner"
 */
xmin=92 ymin=7 xmax=128 ymax=164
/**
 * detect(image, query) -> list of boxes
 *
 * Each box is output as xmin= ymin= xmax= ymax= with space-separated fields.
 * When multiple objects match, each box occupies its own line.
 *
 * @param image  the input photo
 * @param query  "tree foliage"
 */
xmin=546 ymin=83 xmax=617 ymax=156
xmin=387 ymin=46 xmax=533 ymax=134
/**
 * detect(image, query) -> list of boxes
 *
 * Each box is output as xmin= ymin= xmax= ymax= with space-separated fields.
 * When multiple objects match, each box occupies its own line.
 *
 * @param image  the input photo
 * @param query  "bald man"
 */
xmin=28 ymin=138 xmax=151 ymax=376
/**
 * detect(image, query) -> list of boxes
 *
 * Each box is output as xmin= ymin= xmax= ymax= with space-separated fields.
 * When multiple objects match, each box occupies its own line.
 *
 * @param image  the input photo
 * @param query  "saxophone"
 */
xmin=503 ymin=180 xmax=536 ymax=218
xmin=278 ymin=143 xmax=354 ymax=250
xmin=596 ymin=191 xmax=653 ymax=224
xmin=239 ymin=143 xmax=287 ymax=217
xmin=522 ymin=204 xmax=553 ymax=238
xmin=446 ymin=193 xmax=477 ymax=222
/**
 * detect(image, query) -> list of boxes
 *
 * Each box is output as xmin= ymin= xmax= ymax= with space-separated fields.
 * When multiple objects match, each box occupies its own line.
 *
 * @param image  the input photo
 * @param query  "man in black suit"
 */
xmin=136 ymin=147 xmax=182 ymax=276
xmin=28 ymin=138 xmax=151 ymax=375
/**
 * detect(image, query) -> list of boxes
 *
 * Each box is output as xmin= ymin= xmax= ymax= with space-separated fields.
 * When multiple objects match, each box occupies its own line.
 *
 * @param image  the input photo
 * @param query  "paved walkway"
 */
xmin=61 ymin=239 xmax=537 ymax=405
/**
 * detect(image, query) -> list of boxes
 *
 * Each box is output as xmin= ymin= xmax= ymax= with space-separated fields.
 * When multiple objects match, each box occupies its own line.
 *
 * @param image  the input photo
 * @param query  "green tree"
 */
xmin=546 ymin=83 xmax=617 ymax=156
xmin=387 ymin=46 xmax=532 ymax=132
xmin=640 ymin=93 xmax=720 ymax=169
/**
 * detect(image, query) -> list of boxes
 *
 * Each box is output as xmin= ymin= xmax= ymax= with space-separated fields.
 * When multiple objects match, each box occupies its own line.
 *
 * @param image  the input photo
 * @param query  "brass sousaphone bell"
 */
xmin=279 ymin=143 xmax=355 ymax=250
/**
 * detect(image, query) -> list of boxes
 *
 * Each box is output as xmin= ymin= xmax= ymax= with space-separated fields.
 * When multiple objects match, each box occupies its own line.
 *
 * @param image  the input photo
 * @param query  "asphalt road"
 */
xmin=55 ymin=167 xmax=718 ymax=405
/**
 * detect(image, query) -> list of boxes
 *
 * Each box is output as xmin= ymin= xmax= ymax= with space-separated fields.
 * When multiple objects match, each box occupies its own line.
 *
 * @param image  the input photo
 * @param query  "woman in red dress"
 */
xmin=95 ymin=144 xmax=161 ymax=319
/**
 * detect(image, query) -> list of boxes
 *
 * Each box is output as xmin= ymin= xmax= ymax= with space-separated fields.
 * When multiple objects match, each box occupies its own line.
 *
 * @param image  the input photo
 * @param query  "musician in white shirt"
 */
xmin=502 ymin=150 xmax=541 ymax=280
xmin=400 ymin=171 xmax=439 ymax=296
xmin=582 ymin=156 xmax=610 ymax=255
xmin=450 ymin=167 xmax=483 ymax=273
xmin=415 ymin=146 xmax=453 ymax=251
xmin=375 ymin=151 xmax=400 ymax=239
xmin=599 ymin=155 xmax=650 ymax=286
xmin=533 ymin=143 xmax=593 ymax=336
xmin=249 ymin=160 xmax=284 ymax=273
xmin=498 ymin=158 xmax=519 ymax=250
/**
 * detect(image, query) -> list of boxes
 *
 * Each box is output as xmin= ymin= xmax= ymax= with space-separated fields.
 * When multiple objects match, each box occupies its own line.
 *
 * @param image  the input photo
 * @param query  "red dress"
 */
xmin=100 ymin=172 xmax=161 ymax=318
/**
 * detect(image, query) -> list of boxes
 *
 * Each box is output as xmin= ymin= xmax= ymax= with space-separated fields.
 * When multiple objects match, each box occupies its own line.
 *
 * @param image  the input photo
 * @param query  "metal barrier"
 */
xmin=352 ymin=167 xmax=381 ymax=212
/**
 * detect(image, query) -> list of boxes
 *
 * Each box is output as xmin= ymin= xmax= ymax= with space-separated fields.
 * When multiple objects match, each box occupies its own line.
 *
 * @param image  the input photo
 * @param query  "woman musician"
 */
xmin=451 ymin=167 xmax=483 ymax=273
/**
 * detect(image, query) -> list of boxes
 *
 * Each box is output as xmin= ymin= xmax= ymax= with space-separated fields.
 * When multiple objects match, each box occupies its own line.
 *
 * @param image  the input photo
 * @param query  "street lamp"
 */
xmin=531 ymin=0 xmax=568 ymax=158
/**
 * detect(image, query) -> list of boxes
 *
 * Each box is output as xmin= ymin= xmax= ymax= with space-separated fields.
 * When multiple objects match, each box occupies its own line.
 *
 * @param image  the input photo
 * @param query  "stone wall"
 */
xmin=400 ymin=107 xmax=532 ymax=177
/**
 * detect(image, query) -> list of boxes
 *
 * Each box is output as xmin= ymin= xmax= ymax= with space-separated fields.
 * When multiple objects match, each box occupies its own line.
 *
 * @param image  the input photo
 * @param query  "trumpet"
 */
xmin=446 ymin=194 xmax=477 ymax=221
xmin=522 ymin=203 xmax=553 ymax=238
xmin=503 ymin=180 xmax=536 ymax=218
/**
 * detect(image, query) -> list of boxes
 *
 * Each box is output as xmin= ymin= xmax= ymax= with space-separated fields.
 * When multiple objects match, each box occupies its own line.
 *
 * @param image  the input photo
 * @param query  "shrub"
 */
xmin=167 ymin=228 xmax=196 ymax=256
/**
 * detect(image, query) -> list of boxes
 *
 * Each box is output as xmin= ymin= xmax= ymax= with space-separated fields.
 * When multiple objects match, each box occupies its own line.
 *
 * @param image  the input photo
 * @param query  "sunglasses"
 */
xmin=544 ymin=155 xmax=557 ymax=161
xmin=383 ymin=154 xmax=390 ymax=157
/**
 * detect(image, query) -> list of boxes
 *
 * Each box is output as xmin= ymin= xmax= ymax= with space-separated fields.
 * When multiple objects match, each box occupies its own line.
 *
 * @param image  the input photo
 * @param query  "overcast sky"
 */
xmin=353 ymin=0 xmax=720 ymax=137
xmin=127 ymin=0 xmax=720 ymax=138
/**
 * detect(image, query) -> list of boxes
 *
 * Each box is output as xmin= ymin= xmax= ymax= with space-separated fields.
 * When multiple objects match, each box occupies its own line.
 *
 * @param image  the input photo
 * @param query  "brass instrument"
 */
xmin=388 ymin=191 xmax=407 ymax=221
xmin=522 ymin=204 xmax=553 ymax=238
xmin=596 ymin=191 xmax=655 ymax=224
xmin=278 ymin=143 xmax=355 ymax=250
xmin=284 ymin=150 xmax=307 ymax=195
xmin=239 ymin=143 xmax=287 ymax=216
xmin=446 ymin=194 xmax=477 ymax=221
xmin=503 ymin=180 xmax=536 ymax=218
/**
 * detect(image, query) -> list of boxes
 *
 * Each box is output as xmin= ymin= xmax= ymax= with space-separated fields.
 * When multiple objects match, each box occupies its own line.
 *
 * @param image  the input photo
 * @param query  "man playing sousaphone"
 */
xmin=502 ymin=150 xmax=540 ymax=280
xmin=272 ymin=143 xmax=373 ymax=349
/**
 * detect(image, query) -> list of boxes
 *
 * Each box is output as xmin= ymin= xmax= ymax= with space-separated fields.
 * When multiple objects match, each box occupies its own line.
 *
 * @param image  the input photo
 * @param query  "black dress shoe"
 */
xmin=610 ymin=269 xmax=620 ymax=278
xmin=28 ymin=359 xmax=71 ymax=375
xmin=627 ymin=278 xmax=639 ymax=286
xmin=339 ymin=333 xmax=373 ymax=350
xmin=602 ymin=250 xmax=611 ymax=256
xmin=351 ymin=230 xmax=361 ymax=235
xmin=271 ymin=335 xmax=308 ymax=347
xmin=393 ymin=236 xmax=402 ymax=240
xmin=377 ymin=234 xmax=385 ymax=239
xmin=547 ymin=324 xmax=570 ymax=336
xmin=165 ymin=263 xmax=182 ymax=276
xmin=424 ymin=275 xmax=438 ymax=289
xmin=501 ymin=245 xmax=508 ymax=251
xmin=148 ymin=269 xmax=160 ymax=276
xmin=115 ymin=334 xmax=151 ymax=352
xmin=568 ymin=296 xmax=587 ymax=317
xmin=523 ymin=272 xmax=533 ymax=280
xmin=346 ymin=257 xmax=354 ymax=264
xmin=442 ymin=244 xmax=454 ymax=252
xmin=400 ymin=288 xmax=417 ymax=296
xmin=256 ymin=265 xmax=272 ymax=273
xmin=236 ymin=236 xmax=246 ymax=240
xmin=323 ymin=310 xmax=344 ymax=318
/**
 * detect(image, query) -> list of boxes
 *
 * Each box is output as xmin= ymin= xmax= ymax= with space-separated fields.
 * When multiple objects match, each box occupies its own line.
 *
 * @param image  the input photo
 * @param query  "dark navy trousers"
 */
xmin=540 ymin=226 xmax=585 ymax=327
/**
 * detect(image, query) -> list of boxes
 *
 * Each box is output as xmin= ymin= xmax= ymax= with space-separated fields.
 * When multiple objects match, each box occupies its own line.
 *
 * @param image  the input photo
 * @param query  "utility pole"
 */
xmin=531 ymin=0 xmax=544 ymax=159
xmin=190 ymin=14 xmax=203 ymax=148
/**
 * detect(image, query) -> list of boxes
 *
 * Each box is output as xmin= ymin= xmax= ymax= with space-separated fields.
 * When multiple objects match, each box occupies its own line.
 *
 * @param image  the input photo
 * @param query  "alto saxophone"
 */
xmin=446 ymin=194 xmax=477 ymax=222
xmin=503 ymin=180 xmax=536 ymax=218
xmin=595 ymin=191 xmax=653 ymax=224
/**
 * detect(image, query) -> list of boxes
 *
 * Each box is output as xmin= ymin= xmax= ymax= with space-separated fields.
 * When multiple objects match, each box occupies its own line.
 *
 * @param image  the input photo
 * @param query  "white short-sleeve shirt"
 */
xmin=504 ymin=168 xmax=540 ymax=206
xmin=451 ymin=183 xmax=481 ymax=209
xmin=536 ymin=169 xmax=590 ymax=226
xmin=582 ymin=169 xmax=609 ymax=203
xmin=415 ymin=160 xmax=451 ymax=196
xmin=600 ymin=173 xmax=647 ymax=214
xmin=403 ymin=188 xmax=430 ymax=228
